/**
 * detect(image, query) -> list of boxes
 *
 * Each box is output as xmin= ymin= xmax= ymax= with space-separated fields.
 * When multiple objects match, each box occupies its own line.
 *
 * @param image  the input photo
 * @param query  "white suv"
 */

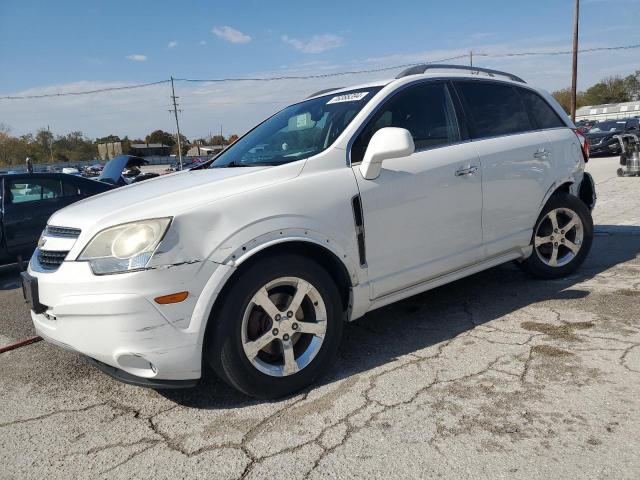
xmin=23 ymin=65 xmax=596 ymax=398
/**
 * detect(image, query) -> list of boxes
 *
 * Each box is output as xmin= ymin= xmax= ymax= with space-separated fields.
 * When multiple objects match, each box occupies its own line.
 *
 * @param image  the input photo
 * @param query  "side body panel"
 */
xmin=352 ymin=143 xmax=483 ymax=299
xmin=475 ymin=131 xmax=554 ymax=257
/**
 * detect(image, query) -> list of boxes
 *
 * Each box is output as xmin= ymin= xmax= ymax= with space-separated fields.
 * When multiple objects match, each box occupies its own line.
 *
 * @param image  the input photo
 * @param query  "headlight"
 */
xmin=78 ymin=218 xmax=171 ymax=274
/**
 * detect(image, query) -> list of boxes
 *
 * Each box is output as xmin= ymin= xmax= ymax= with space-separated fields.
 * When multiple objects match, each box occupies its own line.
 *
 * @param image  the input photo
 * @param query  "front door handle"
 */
xmin=455 ymin=165 xmax=479 ymax=177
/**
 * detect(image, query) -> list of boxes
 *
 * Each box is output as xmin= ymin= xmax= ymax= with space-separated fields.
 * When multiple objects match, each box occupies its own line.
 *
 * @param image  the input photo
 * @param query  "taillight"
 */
xmin=573 ymin=128 xmax=589 ymax=163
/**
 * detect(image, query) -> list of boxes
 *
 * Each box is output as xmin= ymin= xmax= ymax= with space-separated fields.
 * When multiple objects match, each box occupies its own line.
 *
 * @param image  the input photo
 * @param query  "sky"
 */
xmin=1 ymin=0 xmax=639 ymax=140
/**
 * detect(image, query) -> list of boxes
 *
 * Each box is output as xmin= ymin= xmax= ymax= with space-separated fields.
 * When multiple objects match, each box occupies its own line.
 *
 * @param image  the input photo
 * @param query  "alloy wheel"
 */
xmin=241 ymin=276 xmax=327 ymax=377
xmin=534 ymin=207 xmax=584 ymax=267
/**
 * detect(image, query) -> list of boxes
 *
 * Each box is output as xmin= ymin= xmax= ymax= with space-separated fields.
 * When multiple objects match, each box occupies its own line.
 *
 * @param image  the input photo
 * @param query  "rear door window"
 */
xmin=516 ymin=88 xmax=566 ymax=129
xmin=455 ymin=81 xmax=532 ymax=138
xmin=79 ymin=179 xmax=110 ymax=195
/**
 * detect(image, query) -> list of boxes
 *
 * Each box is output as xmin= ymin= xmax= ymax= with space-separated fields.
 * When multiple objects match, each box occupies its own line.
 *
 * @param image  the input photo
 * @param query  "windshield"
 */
xmin=209 ymin=87 xmax=382 ymax=168
xmin=589 ymin=120 xmax=625 ymax=133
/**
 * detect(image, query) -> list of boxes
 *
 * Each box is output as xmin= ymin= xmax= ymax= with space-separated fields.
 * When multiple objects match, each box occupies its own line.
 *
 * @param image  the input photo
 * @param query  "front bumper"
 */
xmin=27 ymin=258 xmax=225 ymax=383
xmin=86 ymin=357 xmax=199 ymax=388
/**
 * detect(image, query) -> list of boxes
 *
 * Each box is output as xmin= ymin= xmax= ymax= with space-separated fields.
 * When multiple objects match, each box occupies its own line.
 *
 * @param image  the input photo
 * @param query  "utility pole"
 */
xmin=469 ymin=50 xmax=473 ymax=67
xmin=169 ymin=76 xmax=183 ymax=170
xmin=47 ymin=125 xmax=53 ymax=162
xmin=570 ymin=0 xmax=580 ymax=122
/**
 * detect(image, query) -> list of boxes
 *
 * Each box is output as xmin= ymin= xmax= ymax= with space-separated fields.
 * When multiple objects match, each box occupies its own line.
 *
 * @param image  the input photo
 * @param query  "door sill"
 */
xmin=368 ymin=249 xmax=524 ymax=311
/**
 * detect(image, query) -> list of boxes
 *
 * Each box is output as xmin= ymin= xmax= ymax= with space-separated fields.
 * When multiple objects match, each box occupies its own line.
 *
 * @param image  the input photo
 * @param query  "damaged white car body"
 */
xmin=24 ymin=65 xmax=596 ymax=398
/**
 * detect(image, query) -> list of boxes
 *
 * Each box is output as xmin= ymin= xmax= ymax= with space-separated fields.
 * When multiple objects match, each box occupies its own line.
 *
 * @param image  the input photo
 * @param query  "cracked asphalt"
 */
xmin=1 ymin=156 xmax=639 ymax=479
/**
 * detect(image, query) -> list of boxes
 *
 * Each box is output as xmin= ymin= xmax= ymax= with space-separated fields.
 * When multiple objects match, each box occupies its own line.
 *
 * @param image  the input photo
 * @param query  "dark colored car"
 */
xmin=0 ymin=173 xmax=114 ymax=266
xmin=585 ymin=118 xmax=640 ymax=156
xmin=98 ymin=155 xmax=152 ymax=186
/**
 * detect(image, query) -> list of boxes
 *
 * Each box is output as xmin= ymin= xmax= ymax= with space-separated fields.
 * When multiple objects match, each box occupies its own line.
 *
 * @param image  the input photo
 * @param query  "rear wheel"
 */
xmin=523 ymin=193 xmax=593 ymax=279
xmin=206 ymin=254 xmax=343 ymax=399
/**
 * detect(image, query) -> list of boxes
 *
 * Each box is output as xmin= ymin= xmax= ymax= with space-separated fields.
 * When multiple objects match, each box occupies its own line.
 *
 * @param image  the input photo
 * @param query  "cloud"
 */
xmin=212 ymin=26 xmax=251 ymax=44
xmin=126 ymin=54 xmax=147 ymax=62
xmin=281 ymin=34 xmax=344 ymax=54
xmin=199 ymin=40 xmax=207 ymax=46
xmin=469 ymin=32 xmax=496 ymax=41
xmin=168 ymin=41 xmax=178 ymax=48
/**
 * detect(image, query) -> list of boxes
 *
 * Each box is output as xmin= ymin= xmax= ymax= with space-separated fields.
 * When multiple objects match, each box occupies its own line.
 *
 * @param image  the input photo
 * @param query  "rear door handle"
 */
xmin=533 ymin=148 xmax=550 ymax=159
xmin=455 ymin=166 xmax=479 ymax=176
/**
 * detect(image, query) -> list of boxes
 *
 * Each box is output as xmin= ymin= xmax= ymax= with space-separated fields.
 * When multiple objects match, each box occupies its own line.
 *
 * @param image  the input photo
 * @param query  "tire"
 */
xmin=523 ymin=192 xmax=593 ymax=279
xmin=206 ymin=254 xmax=343 ymax=399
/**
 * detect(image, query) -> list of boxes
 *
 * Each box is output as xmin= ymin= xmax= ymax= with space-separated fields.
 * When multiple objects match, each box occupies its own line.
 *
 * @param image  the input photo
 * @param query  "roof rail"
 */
xmin=395 ymin=64 xmax=526 ymax=83
xmin=306 ymin=87 xmax=342 ymax=99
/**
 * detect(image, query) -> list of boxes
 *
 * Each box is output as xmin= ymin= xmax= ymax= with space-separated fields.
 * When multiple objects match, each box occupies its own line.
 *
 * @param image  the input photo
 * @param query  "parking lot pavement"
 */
xmin=1 ymin=156 xmax=639 ymax=479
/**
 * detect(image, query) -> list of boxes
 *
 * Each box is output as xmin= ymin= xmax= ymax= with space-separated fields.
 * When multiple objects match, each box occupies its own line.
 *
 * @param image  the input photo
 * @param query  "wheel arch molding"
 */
xmin=536 ymin=176 xmax=578 ymax=219
xmin=206 ymin=229 xmax=358 ymax=323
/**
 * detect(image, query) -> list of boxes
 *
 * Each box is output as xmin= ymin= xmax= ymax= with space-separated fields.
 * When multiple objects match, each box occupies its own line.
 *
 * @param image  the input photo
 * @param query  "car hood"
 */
xmin=48 ymin=162 xmax=304 ymax=231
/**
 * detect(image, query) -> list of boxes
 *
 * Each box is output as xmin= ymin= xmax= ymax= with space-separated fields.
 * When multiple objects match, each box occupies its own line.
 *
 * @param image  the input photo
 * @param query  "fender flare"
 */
xmin=535 ymin=175 xmax=578 ymax=219
xmin=217 ymin=228 xmax=360 ymax=286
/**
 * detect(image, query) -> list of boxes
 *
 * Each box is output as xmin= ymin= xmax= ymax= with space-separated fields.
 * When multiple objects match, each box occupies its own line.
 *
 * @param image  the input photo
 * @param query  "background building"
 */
xmin=97 ymin=141 xmax=126 ymax=161
xmin=576 ymin=101 xmax=640 ymax=122
xmin=186 ymin=145 xmax=225 ymax=157
xmin=129 ymin=143 xmax=172 ymax=157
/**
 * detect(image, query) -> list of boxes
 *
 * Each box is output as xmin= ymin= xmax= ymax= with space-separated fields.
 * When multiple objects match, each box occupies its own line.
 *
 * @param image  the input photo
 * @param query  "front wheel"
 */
xmin=523 ymin=192 xmax=593 ymax=279
xmin=206 ymin=254 xmax=343 ymax=399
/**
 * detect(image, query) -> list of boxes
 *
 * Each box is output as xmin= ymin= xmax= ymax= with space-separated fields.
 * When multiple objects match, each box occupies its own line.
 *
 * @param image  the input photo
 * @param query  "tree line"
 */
xmin=0 ymin=126 xmax=239 ymax=168
xmin=552 ymin=70 xmax=640 ymax=114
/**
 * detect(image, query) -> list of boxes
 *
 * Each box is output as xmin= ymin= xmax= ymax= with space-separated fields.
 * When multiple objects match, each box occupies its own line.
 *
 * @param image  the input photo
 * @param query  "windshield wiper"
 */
xmin=213 ymin=161 xmax=275 ymax=168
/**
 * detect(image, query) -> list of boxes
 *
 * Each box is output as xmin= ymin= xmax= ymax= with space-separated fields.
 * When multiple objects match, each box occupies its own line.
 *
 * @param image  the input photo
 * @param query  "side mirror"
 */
xmin=359 ymin=127 xmax=415 ymax=180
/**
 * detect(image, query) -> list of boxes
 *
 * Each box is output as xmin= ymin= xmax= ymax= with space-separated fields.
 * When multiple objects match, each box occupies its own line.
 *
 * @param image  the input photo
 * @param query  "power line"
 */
xmin=0 ymin=79 xmax=170 ymax=100
xmin=172 ymin=44 xmax=640 ymax=83
xmin=175 ymin=54 xmax=469 ymax=83
xmin=1 ymin=43 xmax=639 ymax=101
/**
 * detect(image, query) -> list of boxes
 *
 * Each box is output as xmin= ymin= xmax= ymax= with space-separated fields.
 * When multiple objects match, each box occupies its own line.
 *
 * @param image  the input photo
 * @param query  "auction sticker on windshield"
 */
xmin=327 ymin=92 xmax=369 ymax=104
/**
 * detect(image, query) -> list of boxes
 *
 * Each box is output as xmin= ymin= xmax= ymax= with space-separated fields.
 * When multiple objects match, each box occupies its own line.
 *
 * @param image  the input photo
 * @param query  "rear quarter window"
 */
xmin=516 ymin=88 xmax=566 ymax=129
xmin=80 ymin=179 xmax=111 ymax=195
xmin=62 ymin=179 xmax=82 ymax=196
xmin=455 ymin=81 xmax=532 ymax=138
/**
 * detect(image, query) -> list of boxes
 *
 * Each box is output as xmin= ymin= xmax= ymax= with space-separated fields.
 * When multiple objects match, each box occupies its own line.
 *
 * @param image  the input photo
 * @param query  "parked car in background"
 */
xmin=97 ymin=155 xmax=155 ymax=186
xmin=82 ymin=164 xmax=104 ymax=177
xmin=23 ymin=65 xmax=596 ymax=398
xmin=0 ymin=173 xmax=113 ymax=266
xmin=575 ymin=119 xmax=598 ymax=134
xmin=585 ymin=118 xmax=640 ymax=155
xmin=167 ymin=157 xmax=208 ymax=172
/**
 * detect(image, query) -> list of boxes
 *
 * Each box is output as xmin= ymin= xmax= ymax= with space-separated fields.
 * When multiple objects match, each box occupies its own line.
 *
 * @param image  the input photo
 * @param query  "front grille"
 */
xmin=37 ymin=250 xmax=69 ymax=270
xmin=45 ymin=225 xmax=81 ymax=238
